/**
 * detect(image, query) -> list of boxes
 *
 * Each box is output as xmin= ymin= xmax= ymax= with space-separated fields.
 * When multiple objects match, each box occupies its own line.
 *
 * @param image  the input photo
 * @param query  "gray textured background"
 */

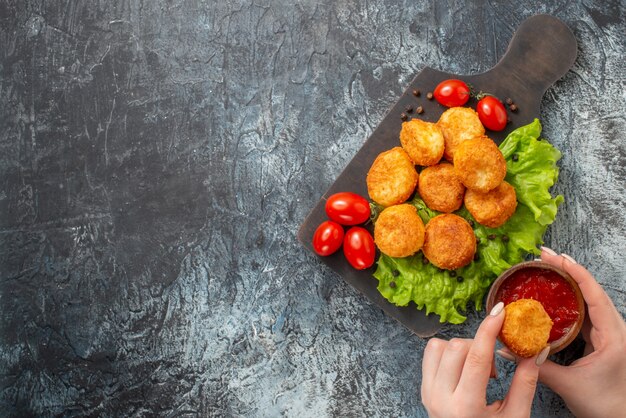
xmin=0 ymin=1 xmax=624 ymax=417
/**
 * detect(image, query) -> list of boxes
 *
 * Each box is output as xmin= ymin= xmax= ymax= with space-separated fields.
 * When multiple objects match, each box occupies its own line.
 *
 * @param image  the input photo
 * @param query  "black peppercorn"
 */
xmin=449 ymin=271 xmax=457 ymax=278
xmin=509 ymin=103 xmax=518 ymax=112
xmin=400 ymin=113 xmax=408 ymax=121
xmin=413 ymin=89 xmax=421 ymax=97
xmin=502 ymin=235 xmax=510 ymax=243
xmin=392 ymin=269 xmax=400 ymax=277
xmin=426 ymin=92 xmax=433 ymax=100
xmin=505 ymin=97 xmax=513 ymax=105
xmin=488 ymin=234 xmax=496 ymax=240
xmin=389 ymin=281 xmax=396 ymax=288
xmin=405 ymin=104 xmax=413 ymax=113
xmin=512 ymin=153 xmax=519 ymax=162
xmin=416 ymin=106 xmax=424 ymax=114
xmin=456 ymin=276 xmax=464 ymax=283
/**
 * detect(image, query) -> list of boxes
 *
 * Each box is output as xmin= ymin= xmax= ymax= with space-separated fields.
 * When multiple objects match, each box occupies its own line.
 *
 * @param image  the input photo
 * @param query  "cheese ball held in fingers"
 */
xmin=453 ymin=135 xmax=507 ymax=192
xmin=374 ymin=204 xmax=425 ymax=258
xmin=465 ymin=181 xmax=517 ymax=228
xmin=399 ymin=119 xmax=445 ymax=166
xmin=422 ymin=214 xmax=476 ymax=270
xmin=418 ymin=163 xmax=465 ymax=213
xmin=366 ymin=147 xmax=418 ymax=207
xmin=501 ymin=299 xmax=553 ymax=358
xmin=437 ymin=107 xmax=485 ymax=162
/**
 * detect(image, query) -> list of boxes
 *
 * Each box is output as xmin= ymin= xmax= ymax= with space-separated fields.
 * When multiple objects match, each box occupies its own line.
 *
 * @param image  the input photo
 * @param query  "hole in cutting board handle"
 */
xmin=494 ymin=15 xmax=577 ymax=94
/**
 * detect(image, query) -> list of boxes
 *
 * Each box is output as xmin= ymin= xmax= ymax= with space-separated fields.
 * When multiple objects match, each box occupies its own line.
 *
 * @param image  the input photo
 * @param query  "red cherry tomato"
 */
xmin=312 ymin=221 xmax=344 ymax=256
xmin=476 ymin=96 xmax=508 ymax=131
xmin=325 ymin=192 xmax=371 ymax=225
xmin=343 ymin=227 xmax=376 ymax=270
xmin=433 ymin=79 xmax=471 ymax=107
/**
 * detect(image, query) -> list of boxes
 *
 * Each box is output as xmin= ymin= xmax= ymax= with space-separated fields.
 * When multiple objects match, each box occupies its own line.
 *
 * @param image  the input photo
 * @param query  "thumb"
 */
xmin=502 ymin=354 xmax=543 ymax=414
xmin=538 ymin=358 xmax=572 ymax=395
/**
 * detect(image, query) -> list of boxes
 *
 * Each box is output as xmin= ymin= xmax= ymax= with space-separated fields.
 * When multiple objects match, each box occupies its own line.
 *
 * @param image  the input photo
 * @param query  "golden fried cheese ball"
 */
xmin=422 ymin=214 xmax=476 ymax=270
xmin=367 ymin=147 xmax=418 ymax=207
xmin=418 ymin=163 xmax=465 ymax=213
xmin=399 ymin=119 xmax=445 ymax=166
xmin=374 ymin=204 xmax=425 ymax=258
xmin=453 ymin=136 xmax=507 ymax=192
xmin=501 ymin=299 xmax=553 ymax=358
xmin=437 ymin=107 xmax=485 ymax=161
xmin=465 ymin=181 xmax=517 ymax=228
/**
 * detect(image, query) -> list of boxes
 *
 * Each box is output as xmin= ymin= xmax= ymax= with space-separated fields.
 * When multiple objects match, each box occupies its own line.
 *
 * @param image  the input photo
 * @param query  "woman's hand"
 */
xmin=421 ymin=301 xmax=547 ymax=418
xmin=537 ymin=248 xmax=626 ymax=418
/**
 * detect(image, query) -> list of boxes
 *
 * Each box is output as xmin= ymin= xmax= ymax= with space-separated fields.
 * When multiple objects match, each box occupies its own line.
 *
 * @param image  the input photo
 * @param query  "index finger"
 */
xmin=541 ymin=248 xmax=624 ymax=336
xmin=456 ymin=302 xmax=505 ymax=398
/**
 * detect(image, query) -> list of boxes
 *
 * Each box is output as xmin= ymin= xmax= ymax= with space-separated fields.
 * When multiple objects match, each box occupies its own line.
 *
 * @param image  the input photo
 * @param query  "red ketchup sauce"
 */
xmin=495 ymin=267 xmax=580 ymax=342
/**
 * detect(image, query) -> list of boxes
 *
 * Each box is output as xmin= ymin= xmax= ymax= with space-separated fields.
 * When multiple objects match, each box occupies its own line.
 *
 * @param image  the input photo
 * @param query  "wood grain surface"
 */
xmin=0 ymin=1 xmax=624 ymax=417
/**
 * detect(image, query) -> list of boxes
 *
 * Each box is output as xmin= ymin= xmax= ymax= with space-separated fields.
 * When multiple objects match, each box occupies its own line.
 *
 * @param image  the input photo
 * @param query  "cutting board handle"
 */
xmin=492 ymin=15 xmax=577 ymax=94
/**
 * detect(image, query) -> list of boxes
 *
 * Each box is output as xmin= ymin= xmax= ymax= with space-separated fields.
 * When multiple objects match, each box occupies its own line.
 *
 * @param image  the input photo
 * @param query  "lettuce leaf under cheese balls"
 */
xmin=374 ymin=119 xmax=563 ymax=324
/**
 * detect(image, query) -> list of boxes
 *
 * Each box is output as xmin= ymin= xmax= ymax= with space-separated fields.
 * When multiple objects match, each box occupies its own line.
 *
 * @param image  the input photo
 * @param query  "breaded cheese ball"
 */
xmin=501 ymin=299 xmax=553 ymax=358
xmin=399 ymin=119 xmax=445 ymax=166
xmin=367 ymin=147 xmax=418 ymax=207
xmin=453 ymin=136 xmax=507 ymax=192
xmin=465 ymin=181 xmax=517 ymax=228
xmin=374 ymin=204 xmax=425 ymax=258
xmin=422 ymin=214 xmax=476 ymax=270
xmin=437 ymin=107 xmax=485 ymax=161
xmin=418 ymin=163 xmax=465 ymax=213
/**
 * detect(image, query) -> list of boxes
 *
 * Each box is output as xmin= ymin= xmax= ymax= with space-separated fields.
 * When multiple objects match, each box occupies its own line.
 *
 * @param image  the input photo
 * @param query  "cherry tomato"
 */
xmin=343 ymin=227 xmax=376 ymax=270
xmin=433 ymin=79 xmax=471 ymax=107
xmin=312 ymin=221 xmax=344 ymax=256
xmin=476 ymin=96 xmax=508 ymax=131
xmin=325 ymin=192 xmax=371 ymax=225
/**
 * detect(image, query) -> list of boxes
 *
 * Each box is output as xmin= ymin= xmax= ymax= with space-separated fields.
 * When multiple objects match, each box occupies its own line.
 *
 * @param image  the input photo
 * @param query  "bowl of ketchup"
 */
xmin=486 ymin=261 xmax=586 ymax=355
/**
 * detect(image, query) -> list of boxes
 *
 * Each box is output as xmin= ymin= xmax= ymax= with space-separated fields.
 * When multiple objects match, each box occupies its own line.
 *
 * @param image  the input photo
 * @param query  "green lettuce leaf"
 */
xmin=373 ymin=119 xmax=563 ymax=324
xmin=499 ymin=119 xmax=564 ymax=225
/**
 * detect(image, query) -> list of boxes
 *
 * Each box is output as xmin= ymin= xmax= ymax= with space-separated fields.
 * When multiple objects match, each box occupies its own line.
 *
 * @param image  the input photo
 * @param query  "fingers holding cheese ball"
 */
xmin=501 ymin=299 xmax=553 ymax=358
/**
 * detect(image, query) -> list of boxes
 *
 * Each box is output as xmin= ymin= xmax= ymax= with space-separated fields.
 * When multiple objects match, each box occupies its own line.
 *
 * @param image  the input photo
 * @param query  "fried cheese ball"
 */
xmin=422 ymin=214 xmax=476 ymax=270
xmin=399 ymin=119 xmax=445 ymax=166
xmin=453 ymin=136 xmax=507 ymax=192
xmin=367 ymin=147 xmax=418 ymax=207
xmin=465 ymin=181 xmax=517 ymax=228
xmin=501 ymin=299 xmax=553 ymax=358
xmin=418 ymin=163 xmax=465 ymax=213
xmin=437 ymin=107 xmax=485 ymax=161
xmin=374 ymin=204 xmax=425 ymax=258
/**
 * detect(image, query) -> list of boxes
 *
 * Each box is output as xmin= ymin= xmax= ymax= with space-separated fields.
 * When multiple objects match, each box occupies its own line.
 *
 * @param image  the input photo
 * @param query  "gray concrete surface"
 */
xmin=0 ymin=1 xmax=624 ymax=416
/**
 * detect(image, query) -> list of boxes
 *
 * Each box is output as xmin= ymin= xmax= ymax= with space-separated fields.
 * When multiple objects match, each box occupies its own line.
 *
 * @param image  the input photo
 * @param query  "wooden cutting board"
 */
xmin=297 ymin=14 xmax=577 ymax=337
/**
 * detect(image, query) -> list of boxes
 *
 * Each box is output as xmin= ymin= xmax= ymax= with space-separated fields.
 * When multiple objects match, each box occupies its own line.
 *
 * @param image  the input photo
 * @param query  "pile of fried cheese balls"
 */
xmin=367 ymin=107 xmax=517 ymax=270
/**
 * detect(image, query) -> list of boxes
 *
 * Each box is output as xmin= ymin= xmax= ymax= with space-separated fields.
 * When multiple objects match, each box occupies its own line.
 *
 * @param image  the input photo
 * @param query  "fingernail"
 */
xmin=496 ymin=349 xmax=516 ymax=362
xmin=541 ymin=246 xmax=557 ymax=256
xmin=490 ymin=301 xmax=504 ymax=316
xmin=536 ymin=346 xmax=551 ymax=366
xmin=561 ymin=253 xmax=577 ymax=265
